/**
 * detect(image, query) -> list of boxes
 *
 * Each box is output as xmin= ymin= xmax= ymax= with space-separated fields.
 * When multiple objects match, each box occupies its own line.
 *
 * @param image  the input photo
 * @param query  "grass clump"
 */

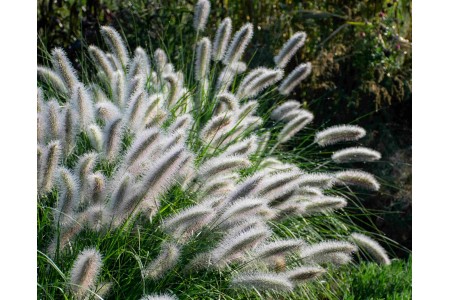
xmin=37 ymin=1 xmax=403 ymax=299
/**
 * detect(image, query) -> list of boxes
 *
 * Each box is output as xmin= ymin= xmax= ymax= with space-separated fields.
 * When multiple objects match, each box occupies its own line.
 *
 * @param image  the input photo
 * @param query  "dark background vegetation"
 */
xmin=37 ymin=0 xmax=411 ymax=258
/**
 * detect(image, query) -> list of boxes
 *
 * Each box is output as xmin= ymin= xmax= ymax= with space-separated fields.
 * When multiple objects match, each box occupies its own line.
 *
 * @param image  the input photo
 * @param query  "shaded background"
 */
xmin=38 ymin=0 xmax=411 ymax=257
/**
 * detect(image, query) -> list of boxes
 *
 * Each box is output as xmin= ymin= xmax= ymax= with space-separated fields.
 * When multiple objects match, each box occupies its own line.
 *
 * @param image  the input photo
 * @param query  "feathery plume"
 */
xmin=125 ymin=91 xmax=147 ymax=132
xmin=138 ymin=145 xmax=186 ymax=201
xmin=103 ymin=117 xmax=124 ymax=162
xmin=69 ymin=248 xmax=102 ymax=299
xmin=226 ymin=171 xmax=267 ymax=203
xmin=301 ymin=241 xmax=357 ymax=261
xmin=100 ymin=26 xmax=129 ymax=68
xmin=124 ymin=128 xmax=161 ymax=168
xmin=162 ymin=204 xmax=214 ymax=237
xmin=54 ymin=167 xmax=79 ymax=226
xmin=253 ymin=239 xmax=304 ymax=260
xmin=46 ymin=100 xmax=62 ymax=141
xmin=310 ymin=252 xmax=353 ymax=266
xmin=277 ymin=111 xmax=314 ymax=143
xmin=215 ymin=92 xmax=239 ymax=114
xmin=111 ymin=71 xmax=126 ymax=108
xmin=51 ymin=47 xmax=79 ymax=92
xmin=297 ymin=173 xmax=335 ymax=189
xmin=169 ymin=114 xmax=193 ymax=133
xmin=88 ymin=45 xmax=115 ymax=81
xmin=199 ymin=177 xmax=235 ymax=197
xmin=128 ymin=47 xmax=151 ymax=78
xmin=37 ymin=66 xmax=68 ymax=94
xmin=237 ymin=68 xmax=284 ymax=99
xmin=213 ymin=17 xmax=232 ymax=61
xmin=298 ymin=187 xmax=323 ymax=197
xmin=222 ymin=136 xmax=257 ymax=157
xmin=270 ymin=100 xmax=301 ymax=121
xmin=163 ymin=73 xmax=180 ymax=108
xmin=195 ymin=37 xmax=212 ymax=81
xmin=95 ymin=101 xmax=121 ymax=123
xmin=74 ymin=152 xmax=97 ymax=197
xmin=193 ymin=0 xmax=211 ymax=32
xmin=332 ymin=147 xmax=381 ymax=163
xmin=144 ymin=242 xmax=180 ymax=279
xmin=60 ymin=107 xmax=78 ymax=157
xmin=335 ymin=170 xmax=380 ymax=191
xmin=223 ymin=23 xmax=254 ymax=65
xmin=109 ymin=172 xmax=133 ymax=215
xmin=154 ymin=48 xmax=168 ymax=75
xmin=72 ymin=85 xmax=95 ymax=130
xmin=87 ymin=172 xmax=106 ymax=205
xmin=86 ymin=124 xmax=103 ymax=152
xmin=231 ymin=273 xmax=293 ymax=292
xmin=106 ymin=52 xmax=121 ymax=71
xmin=237 ymin=100 xmax=258 ymax=120
xmin=301 ymin=195 xmax=347 ymax=215
xmin=82 ymin=204 xmax=109 ymax=232
xmin=212 ymin=226 xmax=270 ymax=264
xmin=47 ymin=215 xmax=85 ymax=255
xmin=215 ymin=62 xmax=246 ymax=92
xmin=350 ymin=233 xmax=391 ymax=265
xmin=274 ymin=32 xmax=307 ymax=69
xmin=286 ymin=266 xmax=325 ymax=283
xmin=200 ymin=113 xmax=233 ymax=142
xmin=216 ymin=198 xmax=267 ymax=227
xmin=198 ymin=156 xmax=251 ymax=179
xmin=278 ymin=62 xmax=312 ymax=95
xmin=315 ymin=125 xmax=366 ymax=147
xmin=39 ymin=141 xmax=61 ymax=194
xmin=237 ymin=68 xmax=268 ymax=94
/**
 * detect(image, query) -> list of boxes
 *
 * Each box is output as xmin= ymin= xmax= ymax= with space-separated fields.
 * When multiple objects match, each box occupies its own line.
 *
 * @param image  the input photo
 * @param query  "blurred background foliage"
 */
xmin=37 ymin=0 xmax=411 ymax=257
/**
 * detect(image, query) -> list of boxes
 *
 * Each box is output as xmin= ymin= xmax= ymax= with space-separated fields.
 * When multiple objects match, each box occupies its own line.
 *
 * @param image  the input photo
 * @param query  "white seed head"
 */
xmin=39 ymin=141 xmax=61 ymax=194
xmin=297 ymin=173 xmax=335 ymax=189
xmin=144 ymin=242 xmax=180 ymax=279
xmin=195 ymin=37 xmax=212 ymax=81
xmin=237 ymin=69 xmax=284 ymax=99
xmin=87 ymin=124 xmax=103 ymax=152
xmin=103 ymin=117 xmax=124 ymax=162
xmin=301 ymin=195 xmax=347 ymax=215
xmin=55 ymin=167 xmax=79 ymax=226
xmin=71 ymin=85 xmax=95 ymax=130
xmin=332 ymin=147 xmax=381 ymax=163
xmin=193 ymin=0 xmax=211 ymax=32
xmin=212 ymin=226 xmax=270 ymax=264
xmin=37 ymin=66 xmax=68 ymax=94
xmin=278 ymin=62 xmax=312 ymax=95
xmin=277 ymin=111 xmax=314 ymax=143
xmin=270 ymin=100 xmax=301 ymax=121
xmin=350 ymin=233 xmax=391 ymax=265
xmin=274 ymin=32 xmax=307 ymax=69
xmin=51 ymin=47 xmax=79 ymax=92
xmin=69 ymin=248 xmax=102 ymax=299
xmin=253 ymin=239 xmax=304 ymax=260
xmin=315 ymin=124 xmax=366 ymax=147
xmin=301 ymin=241 xmax=357 ymax=261
xmin=335 ymin=170 xmax=380 ymax=191
xmin=223 ymin=23 xmax=254 ymax=65
xmin=88 ymin=45 xmax=115 ymax=81
xmin=286 ymin=266 xmax=325 ymax=283
xmin=213 ymin=17 xmax=232 ymax=61
xmin=100 ymin=26 xmax=129 ymax=68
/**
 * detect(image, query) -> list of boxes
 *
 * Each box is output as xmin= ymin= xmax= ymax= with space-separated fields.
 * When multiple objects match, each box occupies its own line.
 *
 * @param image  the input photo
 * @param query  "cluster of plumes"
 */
xmin=37 ymin=0 xmax=390 ymax=298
